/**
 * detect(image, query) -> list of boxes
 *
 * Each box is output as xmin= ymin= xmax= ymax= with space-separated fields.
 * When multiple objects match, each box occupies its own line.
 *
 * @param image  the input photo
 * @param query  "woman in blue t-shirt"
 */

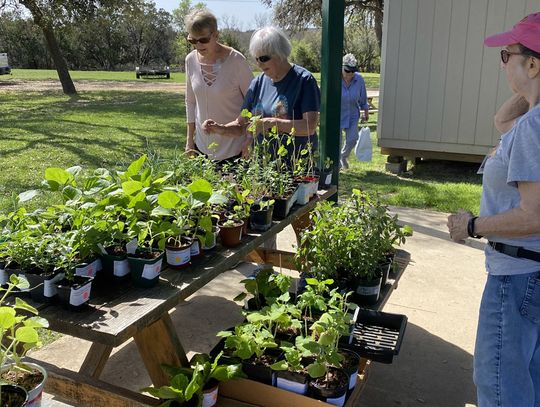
xmin=202 ymin=26 xmax=321 ymax=163
xmin=447 ymin=12 xmax=540 ymax=407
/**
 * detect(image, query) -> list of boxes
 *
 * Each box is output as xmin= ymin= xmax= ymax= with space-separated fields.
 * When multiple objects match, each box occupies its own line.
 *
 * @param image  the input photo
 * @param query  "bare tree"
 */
xmin=260 ymin=0 xmax=384 ymax=50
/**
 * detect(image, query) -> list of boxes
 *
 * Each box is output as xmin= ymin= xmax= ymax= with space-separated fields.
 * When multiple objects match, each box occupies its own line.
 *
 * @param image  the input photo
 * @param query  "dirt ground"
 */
xmin=0 ymin=79 xmax=185 ymax=93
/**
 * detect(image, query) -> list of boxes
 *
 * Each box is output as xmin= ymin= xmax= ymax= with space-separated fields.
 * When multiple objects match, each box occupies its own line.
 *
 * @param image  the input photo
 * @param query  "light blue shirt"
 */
xmin=340 ymin=72 xmax=369 ymax=129
xmin=481 ymin=104 xmax=540 ymax=275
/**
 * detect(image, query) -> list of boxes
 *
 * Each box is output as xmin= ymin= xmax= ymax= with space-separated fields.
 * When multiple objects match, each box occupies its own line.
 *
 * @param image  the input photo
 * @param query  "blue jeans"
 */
xmin=474 ymin=271 xmax=540 ymax=406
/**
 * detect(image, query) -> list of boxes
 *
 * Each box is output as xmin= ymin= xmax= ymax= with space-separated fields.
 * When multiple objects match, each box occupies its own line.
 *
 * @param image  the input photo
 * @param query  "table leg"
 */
xmin=134 ymin=312 xmax=189 ymax=387
xmin=79 ymin=343 xmax=113 ymax=378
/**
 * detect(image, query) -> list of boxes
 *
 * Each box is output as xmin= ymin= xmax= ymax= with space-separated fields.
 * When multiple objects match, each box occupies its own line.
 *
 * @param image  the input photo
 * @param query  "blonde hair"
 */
xmin=185 ymin=8 xmax=218 ymax=36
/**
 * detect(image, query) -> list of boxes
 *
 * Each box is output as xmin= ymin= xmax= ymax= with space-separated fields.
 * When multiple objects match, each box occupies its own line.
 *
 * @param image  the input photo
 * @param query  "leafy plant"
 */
xmin=233 ymin=268 xmax=291 ymax=310
xmin=0 ymin=275 xmax=49 ymax=402
xmin=142 ymin=352 xmax=244 ymax=407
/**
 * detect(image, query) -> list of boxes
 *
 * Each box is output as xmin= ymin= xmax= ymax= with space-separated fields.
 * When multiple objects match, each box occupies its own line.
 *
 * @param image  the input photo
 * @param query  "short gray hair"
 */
xmin=249 ymin=26 xmax=292 ymax=61
xmin=185 ymin=8 xmax=218 ymax=36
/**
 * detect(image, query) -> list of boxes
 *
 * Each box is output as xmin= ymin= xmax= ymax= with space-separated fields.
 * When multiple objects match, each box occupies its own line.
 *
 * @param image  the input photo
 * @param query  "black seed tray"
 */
xmin=343 ymin=309 xmax=407 ymax=364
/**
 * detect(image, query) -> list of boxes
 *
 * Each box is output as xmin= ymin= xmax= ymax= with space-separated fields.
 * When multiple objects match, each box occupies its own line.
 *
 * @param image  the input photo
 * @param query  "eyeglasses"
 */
xmin=500 ymin=49 xmax=527 ymax=64
xmin=255 ymin=55 xmax=272 ymax=63
xmin=343 ymin=68 xmax=354 ymax=73
xmin=187 ymin=34 xmax=213 ymax=45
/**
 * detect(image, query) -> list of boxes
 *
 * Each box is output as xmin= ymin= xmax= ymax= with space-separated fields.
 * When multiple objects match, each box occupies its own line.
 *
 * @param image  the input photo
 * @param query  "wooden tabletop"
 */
xmin=36 ymin=187 xmax=338 ymax=347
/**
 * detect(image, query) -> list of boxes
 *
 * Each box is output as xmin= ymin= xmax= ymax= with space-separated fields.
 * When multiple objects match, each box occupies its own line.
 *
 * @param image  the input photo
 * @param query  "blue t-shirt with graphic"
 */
xmin=242 ymin=64 xmax=320 ymax=161
xmin=481 ymin=104 xmax=540 ymax=275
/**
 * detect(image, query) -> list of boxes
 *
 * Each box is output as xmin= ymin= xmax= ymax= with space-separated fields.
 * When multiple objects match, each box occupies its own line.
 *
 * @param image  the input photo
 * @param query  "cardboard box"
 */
xmin=219 ymin=374 xmax=366 ymax=407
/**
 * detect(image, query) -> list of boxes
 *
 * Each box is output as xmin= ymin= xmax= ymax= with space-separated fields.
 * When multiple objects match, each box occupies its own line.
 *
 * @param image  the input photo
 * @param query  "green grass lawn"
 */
xmin=0 ymin=70 xmax=480 ymax=215
xmin=5 ymin=68 xmax=187 ymax=83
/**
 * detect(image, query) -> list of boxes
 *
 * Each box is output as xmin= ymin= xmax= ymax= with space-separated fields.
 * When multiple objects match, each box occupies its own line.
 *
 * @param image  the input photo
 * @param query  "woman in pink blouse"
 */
xmin=184 ymin=9 xmax=254 ymax=163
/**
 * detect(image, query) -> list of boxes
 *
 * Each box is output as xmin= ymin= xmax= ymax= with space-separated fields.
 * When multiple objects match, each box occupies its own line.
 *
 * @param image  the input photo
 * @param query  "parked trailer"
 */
xmin=0 ymin=53 xmax=11 ymax=75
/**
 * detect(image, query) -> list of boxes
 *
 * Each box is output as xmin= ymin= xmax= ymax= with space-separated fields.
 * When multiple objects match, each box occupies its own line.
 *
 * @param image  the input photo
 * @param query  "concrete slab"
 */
xmin=31 ymin=211 xmax=485 ymax=407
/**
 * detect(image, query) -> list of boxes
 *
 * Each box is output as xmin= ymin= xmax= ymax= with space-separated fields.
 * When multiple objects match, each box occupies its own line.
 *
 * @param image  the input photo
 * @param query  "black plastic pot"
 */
xmin=0 ymin=384 xmax=28 ymax=407
xmin=308 ymin=367 xmax=349 ymax=406
xmin=339 ymin=348 xmax=361 ymax=391
xmin=75 ymin=257 xmax=102 ymax=278
xmin=241 ymin=359 xmax=276 ymax=386
xmin=249 ymin=204 xmax=274 ymax=231
xmin=128 ymin=251 xmax=164 ymax=288
xmin=23 ymin=270 xmax=64 ymax=303
xmin=378 ymin=258 xmax=392 ymax=288
xmin=98 ymin=249 xmax=130 ymax=285
xmin=317 ymin=168 xmax=333 ymax=189
xmin=351 ymin=276 xmax=382 ymax=305
xmin=276 ymin=370 xmax=309 ymax=395
xmin=272 ymin=188 xmax=297 ymax=220
xmin=56 ymin=275 xmax=93 ymax=311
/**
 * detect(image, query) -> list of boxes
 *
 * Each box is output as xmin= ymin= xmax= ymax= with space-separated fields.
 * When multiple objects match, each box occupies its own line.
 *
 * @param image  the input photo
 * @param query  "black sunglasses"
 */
xmin=187 ymin=34 xmax=212 ymax=45
xmin=255 ymin=55 xmax=272 ymax=63
xmin=500 ymin=49 xmax=528 ymax=64
xmin=343 ymin=68 xmax=355 ymax=73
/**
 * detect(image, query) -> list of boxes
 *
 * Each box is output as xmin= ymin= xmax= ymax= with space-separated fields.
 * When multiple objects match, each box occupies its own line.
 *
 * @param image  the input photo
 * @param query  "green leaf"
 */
xmin=18 ymin=189 xmax=41 ymax=203
xmin=14 ymin=297 xmax=38 ymax=315
xmin=188 ymin=179 xmax=213 ymax=203
xmin=170 ymin=374 xmax=189 ymax=391
xmin=63 ymin=186 xmax=82 ymax=202
xmin=0 ymin=307 xmax=16 ymax=329
xmin=211 ymin=365 xmax=230 ymax=381
xmin=45 ymin=167 xmax=73 ymax=190
xmin=233 ymin=292 xmax=247 ymax=302
xmin=184 ymin=378 xmax=200 ymax=400
xmin=24 ymin=316 xmax=49 ymax=329
xmin=122 ymin=180 xmax=143 ymax=196
xmin=270 ymin=360 xmax=288 ymax=371
xmin=15 ymin=326 xmax=39 ymax=343
xmin=306 ymin=362 xmax=326 ymax=378
xmin=158 ymin=191 xmax=181 ymax=209
xmin=125 ymin=155 xmax=147 ymax=178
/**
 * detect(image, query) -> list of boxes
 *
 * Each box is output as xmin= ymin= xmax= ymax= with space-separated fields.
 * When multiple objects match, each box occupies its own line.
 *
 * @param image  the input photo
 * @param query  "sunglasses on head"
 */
xmin=255 ymin=55 xmax=272 ymax=63
xmin=187 ymin=34 xmax=212 ymax=45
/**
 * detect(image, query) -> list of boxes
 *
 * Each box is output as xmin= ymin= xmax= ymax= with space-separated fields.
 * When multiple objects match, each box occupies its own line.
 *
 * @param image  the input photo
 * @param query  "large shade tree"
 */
xmin=261 ymin=0 xmax=384 ymax=50
xmin=0 ymin=0 xmax=125 ymax=95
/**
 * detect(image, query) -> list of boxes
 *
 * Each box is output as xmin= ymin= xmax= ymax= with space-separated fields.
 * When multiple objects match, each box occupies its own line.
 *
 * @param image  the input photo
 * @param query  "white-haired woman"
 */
xmin=340 ymin=53 xmax=369 ymax=170
xmin=202 ymin=26 xmax=320 ymax=163
xmin=184 ymin=8 xmax=253 ymax=163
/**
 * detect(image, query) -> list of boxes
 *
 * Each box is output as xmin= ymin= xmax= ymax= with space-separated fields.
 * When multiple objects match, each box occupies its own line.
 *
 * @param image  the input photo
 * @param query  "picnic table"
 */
xmin=27 ymin=187 xmax=338 ymax=407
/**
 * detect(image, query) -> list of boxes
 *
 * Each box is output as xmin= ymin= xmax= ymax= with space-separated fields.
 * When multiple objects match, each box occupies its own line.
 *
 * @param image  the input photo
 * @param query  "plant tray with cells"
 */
xmin=342 ymin=309 xmax=407 ymax=364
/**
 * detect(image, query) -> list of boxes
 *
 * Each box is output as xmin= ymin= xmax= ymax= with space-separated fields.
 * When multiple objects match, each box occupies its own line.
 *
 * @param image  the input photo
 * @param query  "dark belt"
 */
xmin=488 ymin=241 xmax=540 ymax=263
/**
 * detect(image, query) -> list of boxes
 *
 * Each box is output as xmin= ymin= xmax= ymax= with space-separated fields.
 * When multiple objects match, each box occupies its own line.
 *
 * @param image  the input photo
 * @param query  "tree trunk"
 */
xmin=374 ymin=0 xmax=383 ymax=51
xmin=41 ymin=25 xmax=77 ymax=95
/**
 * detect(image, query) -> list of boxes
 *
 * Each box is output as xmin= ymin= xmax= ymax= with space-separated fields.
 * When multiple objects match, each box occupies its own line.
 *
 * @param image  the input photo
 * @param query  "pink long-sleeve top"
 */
xmin=185 ymin=48 xmax=253 ymax=161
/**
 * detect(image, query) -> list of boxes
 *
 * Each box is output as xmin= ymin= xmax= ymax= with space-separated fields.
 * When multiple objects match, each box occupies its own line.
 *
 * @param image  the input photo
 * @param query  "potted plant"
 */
xmin=233 ymin=267 xmax=291 ymax=311
xmin=317 ymin=157 xmax=334 ymax=189
xmin=142 ymin=352 xmax=245 ymax=407
xmin=0 ymin=275 xmax=49 ymax=407
xmin=249 ymin=198 xmax=275 ymax=232
xmin=217 ymin=214 xmax=244 ymax=248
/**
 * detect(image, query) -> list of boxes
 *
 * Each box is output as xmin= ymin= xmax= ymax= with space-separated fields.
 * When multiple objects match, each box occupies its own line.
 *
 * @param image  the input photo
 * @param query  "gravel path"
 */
xmin=0 ymin=79 xmax=185 ymax=92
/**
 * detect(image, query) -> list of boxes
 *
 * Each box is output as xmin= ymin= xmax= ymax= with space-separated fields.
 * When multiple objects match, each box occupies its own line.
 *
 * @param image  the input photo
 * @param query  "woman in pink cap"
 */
xmin=447 ymin=12 xmax=540 ymax=407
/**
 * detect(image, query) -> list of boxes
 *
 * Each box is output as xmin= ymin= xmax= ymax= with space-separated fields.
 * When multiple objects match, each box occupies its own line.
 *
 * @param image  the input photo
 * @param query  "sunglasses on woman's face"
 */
xmin=255 ymin=55 xmax=272 ymax=63
xmin=187 ymin=34 xmax=212 ymax=45
xmin=500 ymin=49 xmax=529 ymax=64
xmin=343 ymin=68 xmax=354 ymax=73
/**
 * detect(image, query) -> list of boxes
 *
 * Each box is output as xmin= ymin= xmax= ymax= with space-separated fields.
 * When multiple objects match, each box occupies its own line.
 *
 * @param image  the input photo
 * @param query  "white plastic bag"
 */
xmin=355 ymin=127 xmax=372 ymax=161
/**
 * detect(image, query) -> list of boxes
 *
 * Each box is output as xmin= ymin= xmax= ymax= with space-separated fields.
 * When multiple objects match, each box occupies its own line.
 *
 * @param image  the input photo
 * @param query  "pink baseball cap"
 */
xmin=484 ymin=12 xmax=540 ymax=53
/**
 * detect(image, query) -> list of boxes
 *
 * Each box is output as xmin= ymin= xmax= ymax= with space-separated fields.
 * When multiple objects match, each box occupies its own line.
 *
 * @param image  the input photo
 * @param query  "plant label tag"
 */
xmin=113 ymin=260 xmax=130 ymax=277
xmin=75 ymin=262 xmax=97 ymax=278
xmin=190 ymin=239 xmax=201 ymax=256
xmin=126 ymin=238 xmax=138 ymax=255
xmin=202 ymin=387 xmax=218 ymax=407
xmin=70 ymin=281 xmax=92 ymax=306
xmin=142 ymin=261 xmax=162 ymax=280
xmin=0 ymin=269 xmax=7 ymax=286
xmin=44 ymin=272 xmax=65 ymax=298
xmin=166 ymin=247 xmax=190 ymax=266
xmin=325 ymin=173 xmax=332 ymax=185
xmin=97 ymin=243 xmax=108 ymax=255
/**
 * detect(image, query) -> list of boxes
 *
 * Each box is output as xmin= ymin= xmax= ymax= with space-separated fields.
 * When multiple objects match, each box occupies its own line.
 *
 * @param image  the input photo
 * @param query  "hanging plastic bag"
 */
xmin=355 ymin=127 xmax=372 ymax=161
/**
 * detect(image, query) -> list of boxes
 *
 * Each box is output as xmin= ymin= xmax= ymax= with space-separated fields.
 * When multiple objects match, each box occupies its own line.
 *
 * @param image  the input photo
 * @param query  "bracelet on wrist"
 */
xmin=467 ymin=216 xmax=483 ymax=239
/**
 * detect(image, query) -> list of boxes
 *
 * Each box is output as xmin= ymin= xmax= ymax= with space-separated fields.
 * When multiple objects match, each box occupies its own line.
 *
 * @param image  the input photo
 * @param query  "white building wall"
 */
xmin=378 ymin=0 xmax=538 ymax=160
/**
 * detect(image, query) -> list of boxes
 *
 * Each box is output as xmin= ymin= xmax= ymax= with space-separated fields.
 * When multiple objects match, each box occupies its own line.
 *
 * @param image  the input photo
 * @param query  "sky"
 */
xmin=152 ymin=0 xmax=271 ymax=30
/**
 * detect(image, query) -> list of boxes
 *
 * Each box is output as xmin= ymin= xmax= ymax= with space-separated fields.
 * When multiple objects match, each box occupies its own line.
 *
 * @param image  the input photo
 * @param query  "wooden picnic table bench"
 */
xmin=27 ymin=187 xmax=338 ymax=407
